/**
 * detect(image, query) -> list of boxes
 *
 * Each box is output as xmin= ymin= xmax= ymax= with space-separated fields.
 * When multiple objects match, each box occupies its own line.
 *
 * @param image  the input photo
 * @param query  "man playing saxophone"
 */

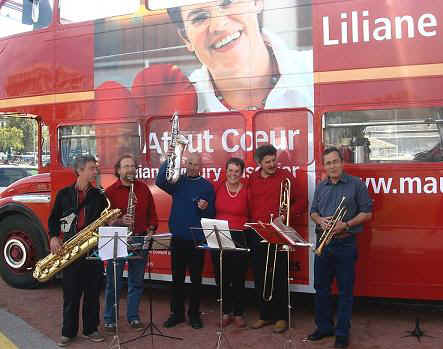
xmin=248 ymin=144 xmax=297 ymax=334
xmin=103 ymin=154 xmax=158 ymax=332
xmin=306 ymin=147 xmax=372 ymax=349
xmin=48 ymin=155 xmax=106 ymax=347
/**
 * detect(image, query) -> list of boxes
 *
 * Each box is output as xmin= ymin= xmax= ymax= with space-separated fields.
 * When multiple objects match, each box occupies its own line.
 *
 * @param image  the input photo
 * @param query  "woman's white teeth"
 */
xmin=214 ymin=31 xmax=241 ymax=49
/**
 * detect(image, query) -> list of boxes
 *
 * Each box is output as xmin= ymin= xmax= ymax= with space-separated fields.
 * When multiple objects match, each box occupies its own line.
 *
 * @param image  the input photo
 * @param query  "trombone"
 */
xmin=262 ymin=178 xmax=291 ymax=302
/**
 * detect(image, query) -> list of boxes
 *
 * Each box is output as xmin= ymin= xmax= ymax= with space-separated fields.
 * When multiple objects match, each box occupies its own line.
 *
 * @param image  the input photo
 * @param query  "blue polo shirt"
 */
xmin=310 ymin=172 xmax=372 ymax=234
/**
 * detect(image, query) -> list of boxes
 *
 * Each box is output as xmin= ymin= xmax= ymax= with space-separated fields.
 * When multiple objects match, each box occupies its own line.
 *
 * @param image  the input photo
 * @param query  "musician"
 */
xmin=48 ymin=156 xmax=106 ymax=347
xmin=103 ymin=154 xmax=158 ymax=332
xmin=248 ymin=144 xmax=297 ymax=333
xmin=156 ymin=152 xmax=215 ymax=329
xmin=307 ymin=147 xmax=372 ymax=348
xmin=211 ymin=157 xmax=249 ymax=328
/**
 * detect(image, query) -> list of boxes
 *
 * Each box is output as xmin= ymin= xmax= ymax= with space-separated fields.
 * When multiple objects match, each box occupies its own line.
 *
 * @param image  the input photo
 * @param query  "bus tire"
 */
xmin=0 ymin=214 xmax=46 ymax=289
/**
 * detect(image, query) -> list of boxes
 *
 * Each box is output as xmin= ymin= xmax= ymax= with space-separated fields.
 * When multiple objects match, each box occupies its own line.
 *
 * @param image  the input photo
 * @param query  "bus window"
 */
xmin=59 ymin=0 xmax=139 ymax=24
xmin=59 ymin=123 xmax=141 ymax=169
xmin=324 ymin=107 xmax=443 ymax=163
xmin=0 ymin=0 xmax=53 ymax=38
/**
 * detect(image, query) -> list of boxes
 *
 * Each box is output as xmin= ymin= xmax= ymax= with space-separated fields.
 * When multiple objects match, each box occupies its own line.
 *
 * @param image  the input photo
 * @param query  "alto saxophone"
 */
xmin=166 ymin=112 xmax=188 ymax=184
xmin=33 ymin=198 xmax=121 ymax=282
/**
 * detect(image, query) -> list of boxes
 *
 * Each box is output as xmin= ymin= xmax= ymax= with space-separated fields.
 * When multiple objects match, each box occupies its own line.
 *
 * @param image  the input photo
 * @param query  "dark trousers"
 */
xmin=61 ymin=258 xmax=103 ymax=338
xmin=251 ymin=242 xmax=289 ymax=321
xmin=314 ymin=236 xmax=357 ymax=337
xmin=211 ymin=250 xmax=248 ymax=316
xmin=170 ymin=237 xmax=204 ymax=318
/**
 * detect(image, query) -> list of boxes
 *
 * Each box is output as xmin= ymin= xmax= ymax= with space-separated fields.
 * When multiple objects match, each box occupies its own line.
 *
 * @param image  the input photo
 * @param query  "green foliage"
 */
xmin=0 ymin=127 xmax=24 ymax=152
xmin=3 ymin=118 xmax=36 ymax=152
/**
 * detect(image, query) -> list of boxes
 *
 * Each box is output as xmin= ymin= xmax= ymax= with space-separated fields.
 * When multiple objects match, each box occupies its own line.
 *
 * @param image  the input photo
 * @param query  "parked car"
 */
xmin=0 ymin=166 xmax=37 ymax=193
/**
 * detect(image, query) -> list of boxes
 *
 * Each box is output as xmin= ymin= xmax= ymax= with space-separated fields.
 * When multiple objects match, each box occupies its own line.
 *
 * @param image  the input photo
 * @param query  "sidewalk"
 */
xmin=0 ymin=308 xmax=59 ymax=349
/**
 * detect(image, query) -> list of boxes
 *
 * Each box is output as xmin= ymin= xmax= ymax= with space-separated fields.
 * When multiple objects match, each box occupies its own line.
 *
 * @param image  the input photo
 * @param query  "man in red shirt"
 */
xmin=103 ymin=154 xmax=158 ymax=331
xmin=248 ymin=144 xmax=297 ymax=334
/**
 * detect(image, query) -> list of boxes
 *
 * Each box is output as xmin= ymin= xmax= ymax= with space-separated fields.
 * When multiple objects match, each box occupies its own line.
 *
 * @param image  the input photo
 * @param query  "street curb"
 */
xmin=0 ymin=307 xmax=59 ymax=349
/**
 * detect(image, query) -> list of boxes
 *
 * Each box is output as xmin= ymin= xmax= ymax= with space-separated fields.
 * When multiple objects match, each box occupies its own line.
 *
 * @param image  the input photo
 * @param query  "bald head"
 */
xmin=186 ymin=153 xmax=201 ymax=177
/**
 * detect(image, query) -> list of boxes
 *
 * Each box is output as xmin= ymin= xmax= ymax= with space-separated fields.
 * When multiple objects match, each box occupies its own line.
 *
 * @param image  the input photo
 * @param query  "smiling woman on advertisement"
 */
xmin=166 ymin=0 xmax=313 ymax=112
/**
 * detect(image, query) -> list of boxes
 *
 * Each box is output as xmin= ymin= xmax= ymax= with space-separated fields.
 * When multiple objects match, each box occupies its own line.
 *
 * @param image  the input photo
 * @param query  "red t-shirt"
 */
xmin=248 ymin=168 xmax=297 ymax=224
xmin=215 ymin=180 xmax=248 ymax=230
xmin=77 ymin=188 xmax=87 ymax=230
xmin=106 ymin=179 xmax=158 ymax=235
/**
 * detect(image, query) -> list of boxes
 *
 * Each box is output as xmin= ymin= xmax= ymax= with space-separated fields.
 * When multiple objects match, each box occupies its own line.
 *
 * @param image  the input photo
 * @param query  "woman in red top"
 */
xmin=212 ymin=157 xmax=249 ymax=328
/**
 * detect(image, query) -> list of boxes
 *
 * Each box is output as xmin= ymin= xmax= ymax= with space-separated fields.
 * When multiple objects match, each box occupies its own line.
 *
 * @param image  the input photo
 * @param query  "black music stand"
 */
xmin=96 ymin=226 xmax=140 ymax=349
xmin=245 ymin=216 xmax=312 ymax=348
xmin=121 ymin=233 xmax=183 ymax=347
xmin=192 ymin=219 xmax=249 ymax=349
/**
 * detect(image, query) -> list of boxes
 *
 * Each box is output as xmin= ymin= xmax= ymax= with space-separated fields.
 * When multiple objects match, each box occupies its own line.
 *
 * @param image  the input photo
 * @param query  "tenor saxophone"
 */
xmin=33 ymin=198 xmax=121 ymax=282
xmin=166 ymin=112 xmax=188 ymax=183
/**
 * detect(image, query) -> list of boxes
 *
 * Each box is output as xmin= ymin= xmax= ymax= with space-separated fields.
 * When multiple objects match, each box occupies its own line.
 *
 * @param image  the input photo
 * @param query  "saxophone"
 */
xmin=33 ymin=198 xmax=121 ymax=282
xmin=166 ymin=112 xmax=188 ymax=184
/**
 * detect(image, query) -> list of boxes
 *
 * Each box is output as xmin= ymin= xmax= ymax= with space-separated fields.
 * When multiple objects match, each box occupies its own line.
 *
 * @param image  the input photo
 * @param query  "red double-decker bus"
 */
xmin=0 ymin=0 xmax=442 ymax=301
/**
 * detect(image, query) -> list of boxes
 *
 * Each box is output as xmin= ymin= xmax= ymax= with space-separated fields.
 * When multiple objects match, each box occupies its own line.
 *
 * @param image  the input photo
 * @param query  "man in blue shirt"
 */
xmin=156 ymin=152 xmax=215 ymax=329
xmin=306 ymin=147 xmax=372 ymax=348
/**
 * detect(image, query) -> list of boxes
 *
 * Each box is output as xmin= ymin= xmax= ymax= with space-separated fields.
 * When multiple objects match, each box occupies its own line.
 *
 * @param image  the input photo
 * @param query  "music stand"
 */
xmin=97 ymin=226 xmax=130 ymax=349
xmin=193 ymin=218 xmax=250 ymax=349
xmin=121 ymin=233 xmax=183 ymax=347
xmin=245 ymin=216 xmax=312 ymax=347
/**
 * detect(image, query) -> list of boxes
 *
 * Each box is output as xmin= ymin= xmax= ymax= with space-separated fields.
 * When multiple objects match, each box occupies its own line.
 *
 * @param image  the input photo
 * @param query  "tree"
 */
xmin=0 ymin=127 xmax=24 ymax=153
xmin=3 ymin=118 xmax=36 ymax=153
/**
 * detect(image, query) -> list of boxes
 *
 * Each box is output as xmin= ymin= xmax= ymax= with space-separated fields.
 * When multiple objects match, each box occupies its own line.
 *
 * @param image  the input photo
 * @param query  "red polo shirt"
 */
xmin=106 ymin=179 xmax=158 ymax=235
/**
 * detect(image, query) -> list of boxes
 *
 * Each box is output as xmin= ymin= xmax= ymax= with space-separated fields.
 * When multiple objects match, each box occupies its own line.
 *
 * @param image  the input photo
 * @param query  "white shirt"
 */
xmin=189 ymin=29 xmax=314 ymax=113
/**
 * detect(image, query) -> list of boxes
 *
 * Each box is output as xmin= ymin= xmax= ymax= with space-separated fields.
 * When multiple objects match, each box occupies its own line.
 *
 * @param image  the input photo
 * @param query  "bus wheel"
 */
xmin=0 ymin=215 xmax=46 ymax=289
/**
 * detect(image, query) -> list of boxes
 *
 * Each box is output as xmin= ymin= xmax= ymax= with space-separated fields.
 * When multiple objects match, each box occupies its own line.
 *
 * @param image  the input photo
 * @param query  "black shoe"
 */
xmin=334 ymin=336 xmax=349 ymax=348
xmin=306 ymin=329 xmax=334 ymax=341
xmin=189 ymin=315 xmax=203 ymax=329
xmin=163 ymin=314 xmax=185 ymax=328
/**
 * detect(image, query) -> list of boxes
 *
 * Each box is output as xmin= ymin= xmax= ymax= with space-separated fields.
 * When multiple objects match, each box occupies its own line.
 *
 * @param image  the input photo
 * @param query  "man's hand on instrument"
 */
xmin=50 ymin=236 xmax=63 ymax=255
xmin=197 ymin=199 xmax=208 ymax=210
xmin=121 ymin=214 xmax=134 ymax=227
xmin=318 ymin=216 xmax=332 ymax=231
xmin=333 ymin=221 xmax=349 ymax=236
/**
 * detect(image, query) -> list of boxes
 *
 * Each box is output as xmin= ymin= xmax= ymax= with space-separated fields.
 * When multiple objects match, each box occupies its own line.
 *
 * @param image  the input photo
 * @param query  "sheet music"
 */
xmin=144 ymin=233 xmax=172 ymax=250
xmin=98 ymin=226 xmax=128 ymax=260
xmin=201 ymin=218 xmax=236 ymax=249
xmin=271 ymin=216 xmax=312 ymax=247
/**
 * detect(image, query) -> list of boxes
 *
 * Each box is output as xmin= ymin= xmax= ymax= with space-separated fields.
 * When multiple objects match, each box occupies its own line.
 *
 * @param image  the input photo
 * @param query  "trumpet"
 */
xmin=314 ymin=196 xmax=347 ymax=256
xmin=262 ymin=178 xmax=291 ymax=302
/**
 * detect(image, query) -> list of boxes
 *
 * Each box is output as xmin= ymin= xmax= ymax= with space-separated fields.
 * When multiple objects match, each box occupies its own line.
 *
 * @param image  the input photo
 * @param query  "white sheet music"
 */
xmin=201 ymin=218 xmax=236 ymax=249
xmin=98 ymin=226 xmax=129 ymax=260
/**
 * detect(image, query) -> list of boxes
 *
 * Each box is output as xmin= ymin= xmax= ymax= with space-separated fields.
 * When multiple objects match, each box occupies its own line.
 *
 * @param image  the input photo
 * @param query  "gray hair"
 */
xmin=73 ymin=155 xmax=97 ymax=176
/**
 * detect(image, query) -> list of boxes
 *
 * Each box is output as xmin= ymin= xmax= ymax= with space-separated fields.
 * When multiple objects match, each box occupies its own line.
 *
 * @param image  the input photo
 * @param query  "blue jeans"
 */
xmin=104 ymin=249 xmax=148 ymax=324
xmin=314 ymin=236 xmax=358 ymax=337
